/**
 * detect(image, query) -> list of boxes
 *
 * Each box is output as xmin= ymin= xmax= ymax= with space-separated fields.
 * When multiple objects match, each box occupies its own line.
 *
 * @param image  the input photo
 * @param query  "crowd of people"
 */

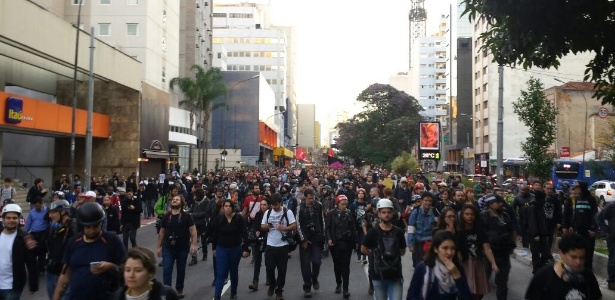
xmin=0 ymin=166 xmax=607 ymax=300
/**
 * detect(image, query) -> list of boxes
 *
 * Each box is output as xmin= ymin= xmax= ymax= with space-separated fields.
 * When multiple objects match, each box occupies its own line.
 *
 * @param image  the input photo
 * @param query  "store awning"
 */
xmin=143 ymin=150 xmax=170 ymax=159
xmin=273 ymin=147 xmax=294 ymax=158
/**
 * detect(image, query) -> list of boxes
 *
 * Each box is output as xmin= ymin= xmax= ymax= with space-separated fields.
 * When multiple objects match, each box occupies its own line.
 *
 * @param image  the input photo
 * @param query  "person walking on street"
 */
xmin=209 ymin=199 xmax=250 ymax=300
xmin=361 ymin=199 xmax=407 ymax=300
xmin=25 ymin=196 xmax=49 ymax=275
xmin=562 ymin=181 xmax=598 ymax=271
xmin=0 ymin=203 xmax=39 ymax=299
xmin=296 ymin=187 xmax=326 ymax=298
xmin=326 ymin=195 xmax=356 ymax=298
xmin=261 ymin=193 xmax=297 ymax=300
xmin=597 ymin=195 xmax=615 ymax=289
xmin=53 ymin=202 xmax=126 ymax=300
xmin=188 ymin=188 xmax=210 ymax=265
xmin=512 ymin=185 xmax=534 ymax=256
xmin=120 ymin=188 xmax=142 ymax=250
xmin=46 ymin=200 xmax=74 ymax=300
xmin=455 ymin=204 xmax=498 ymax=299
xmin=481 ymin=194 xmax=516 ymax=300
xmin=407 ymin=192 xmax=437 ymax=267
xmin=527 ymin=190 xmax=553 ymax=273
xmin=525 ymin=233 xmax=601 ymax=300
xmin=156 ymin=195 xmax=198 ymax=299
xmin=111 ymin=247 xmax=179 ymax=300
xmin=248 ymin=199 xmax=270 ymax=291
xmin=406 ymin=230 xmax=472 ymax=300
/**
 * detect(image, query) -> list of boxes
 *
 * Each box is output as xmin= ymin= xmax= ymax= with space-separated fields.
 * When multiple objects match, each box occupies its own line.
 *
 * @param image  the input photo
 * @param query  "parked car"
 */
xmin=590 ymin=180 xmax=615 ymax=205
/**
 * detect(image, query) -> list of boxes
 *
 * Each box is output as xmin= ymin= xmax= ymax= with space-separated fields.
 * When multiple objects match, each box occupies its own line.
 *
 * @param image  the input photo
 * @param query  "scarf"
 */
xmin=423 ymin=260 xmax=458 ymax=299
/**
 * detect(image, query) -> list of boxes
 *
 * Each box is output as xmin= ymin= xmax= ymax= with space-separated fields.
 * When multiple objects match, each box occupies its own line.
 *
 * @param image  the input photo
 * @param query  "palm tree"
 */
xmin=170 ymin=65 xmax=226 ymax=172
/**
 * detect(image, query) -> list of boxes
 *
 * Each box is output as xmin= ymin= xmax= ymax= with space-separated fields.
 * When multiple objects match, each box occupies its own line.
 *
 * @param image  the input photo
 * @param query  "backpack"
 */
xmin=265 ymin=208 xmax=300 ymax=251
xmin=0 ymin=187 xmax=15 ymax=201
xmin=372 ymin=226 xmax=402 ymax=279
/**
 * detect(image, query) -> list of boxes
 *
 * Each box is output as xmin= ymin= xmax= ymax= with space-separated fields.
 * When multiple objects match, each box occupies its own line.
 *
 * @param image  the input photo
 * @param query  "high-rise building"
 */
xmin=31 ymin=0 xmax=200 ymax=176
xmin=297 ymin=104 xmax=316 ymax=148
xmin=212 ymin=3 xmax=288 ymax=147
xmin=472 ymin=17 xmax=593 ymax=174
xmin=415 ymin=16 xmax=449 ymax=128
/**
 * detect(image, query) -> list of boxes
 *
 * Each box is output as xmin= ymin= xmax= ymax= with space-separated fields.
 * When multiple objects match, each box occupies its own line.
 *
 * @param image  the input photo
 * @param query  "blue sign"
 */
xmin=5 ymin=97 xmax=23 ymax=124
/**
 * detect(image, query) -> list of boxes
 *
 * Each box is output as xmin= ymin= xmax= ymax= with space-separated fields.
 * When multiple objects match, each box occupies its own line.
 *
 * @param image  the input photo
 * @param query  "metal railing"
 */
xmin=1 ymin=160 xmax=38 ymax=189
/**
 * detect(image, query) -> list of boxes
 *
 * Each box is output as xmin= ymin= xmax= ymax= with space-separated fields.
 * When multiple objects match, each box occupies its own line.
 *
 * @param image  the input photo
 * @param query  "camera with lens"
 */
xmin=248 ymin=231 xmax=264 ymax=245
xmin=167 ymin=234 xmax=178 ymax=247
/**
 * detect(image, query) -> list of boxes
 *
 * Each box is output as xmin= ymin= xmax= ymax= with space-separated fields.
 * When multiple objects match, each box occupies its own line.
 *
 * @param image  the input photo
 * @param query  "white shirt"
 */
xmin=0 ymin=187 xmax=14 ymax=201
xmin=262 ymin=208 xmax=296 ymax=247
xmin=0 ymin=231 xmax=17 ymax=289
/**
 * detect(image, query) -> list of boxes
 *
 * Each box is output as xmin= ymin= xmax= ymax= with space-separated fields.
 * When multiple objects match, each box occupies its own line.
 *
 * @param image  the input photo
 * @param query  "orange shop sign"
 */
xmin=0 ymin=92 xmax=110 ymax=138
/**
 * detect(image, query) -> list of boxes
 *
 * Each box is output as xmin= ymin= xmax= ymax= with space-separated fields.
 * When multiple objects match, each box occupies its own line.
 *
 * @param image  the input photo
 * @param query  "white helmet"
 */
xmin=377 ymin=199 xmax=394 ymax=211
xmin=2 ymin=203 xmax=22 ymax=216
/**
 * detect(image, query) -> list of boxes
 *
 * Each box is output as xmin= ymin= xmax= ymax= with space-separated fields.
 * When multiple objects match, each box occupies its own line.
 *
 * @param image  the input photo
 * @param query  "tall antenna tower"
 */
xmin=409 ymin=0 xmax=427 ymax=69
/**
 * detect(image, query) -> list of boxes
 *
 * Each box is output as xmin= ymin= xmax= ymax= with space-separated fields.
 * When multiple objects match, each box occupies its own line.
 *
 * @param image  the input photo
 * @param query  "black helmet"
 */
xmin=76 ymin=202 xmax=105 ymax=226
xmin=2 ymin=198 xmax=15 ymax=206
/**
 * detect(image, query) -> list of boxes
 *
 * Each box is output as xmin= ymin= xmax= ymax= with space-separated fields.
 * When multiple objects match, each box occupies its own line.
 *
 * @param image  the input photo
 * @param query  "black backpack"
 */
xmin=266 ymin=208 xmax=300 ymax=251
xmin=372 ymin=226 xmax=402 ymax=279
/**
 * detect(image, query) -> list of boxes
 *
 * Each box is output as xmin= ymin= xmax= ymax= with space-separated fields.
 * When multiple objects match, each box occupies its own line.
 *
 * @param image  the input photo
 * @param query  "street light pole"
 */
xmin=70 ymin=0 xmax=84 ymax=188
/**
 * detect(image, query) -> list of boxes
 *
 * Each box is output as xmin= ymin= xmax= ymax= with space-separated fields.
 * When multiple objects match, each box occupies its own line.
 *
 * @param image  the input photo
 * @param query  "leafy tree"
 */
xmin=462 ymin=0 xmax=615 ymax=104
xmin=170 ymin=66 xmax=226 ymax=172
xmin=512 ymin=78 xmax=558 ymax=180
xmin=336 ymin=84 xmax=423 ymax=165
xmin=596 ymin=120 xmax=615 ymax=163
xmin=391 ymin=151 xmax=419 ymax=176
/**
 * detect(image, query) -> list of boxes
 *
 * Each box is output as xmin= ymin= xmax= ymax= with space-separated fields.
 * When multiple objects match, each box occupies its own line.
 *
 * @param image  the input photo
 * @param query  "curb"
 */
xmin=511 ymin=248 xmax=614 ymax=298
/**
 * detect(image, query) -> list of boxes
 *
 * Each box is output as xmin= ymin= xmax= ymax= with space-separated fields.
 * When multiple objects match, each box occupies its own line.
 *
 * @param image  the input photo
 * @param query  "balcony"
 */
xmin=435 ymin=88 xmax=447 ymax=95
xmin=435 ymin=99 xmax=447 ymax=106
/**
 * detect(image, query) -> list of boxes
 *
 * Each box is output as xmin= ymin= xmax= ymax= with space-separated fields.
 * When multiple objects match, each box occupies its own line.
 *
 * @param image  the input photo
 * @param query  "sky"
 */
xmin=217 ymin=0 xmax=454 ymax=136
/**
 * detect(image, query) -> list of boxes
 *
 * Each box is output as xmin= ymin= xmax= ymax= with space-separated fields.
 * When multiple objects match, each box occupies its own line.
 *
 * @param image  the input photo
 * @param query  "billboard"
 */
xmin=419 ymin=122 xmax=441 ymax=160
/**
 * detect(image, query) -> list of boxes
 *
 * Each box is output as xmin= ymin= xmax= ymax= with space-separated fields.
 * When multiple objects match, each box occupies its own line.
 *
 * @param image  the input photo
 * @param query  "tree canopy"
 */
xmin=463 ymin=0 xmax=615 ymax=104
xmin=335 ymin=84 xmax=423 ymax=165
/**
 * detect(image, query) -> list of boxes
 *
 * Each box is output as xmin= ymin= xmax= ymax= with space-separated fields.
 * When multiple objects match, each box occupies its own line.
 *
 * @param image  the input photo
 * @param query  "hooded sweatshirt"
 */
xmin=564 ymin=181 xmax=598 ymax=235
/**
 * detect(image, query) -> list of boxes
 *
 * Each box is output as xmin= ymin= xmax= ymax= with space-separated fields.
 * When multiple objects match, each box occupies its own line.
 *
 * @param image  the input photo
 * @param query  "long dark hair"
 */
xmin=424 ymin=230 xmax=460 ymax=268
xmin=434 ymin=207 xmax=456 ymax=232
xmin=456 ymin=204 xmax=481 ymax=232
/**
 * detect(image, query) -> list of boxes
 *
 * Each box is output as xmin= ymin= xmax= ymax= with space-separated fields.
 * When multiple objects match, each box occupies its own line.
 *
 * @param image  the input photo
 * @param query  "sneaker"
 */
xmin=268 ymin=286 xmax=275 ymax=296
xmin=188 ymin=257 xmax=198 ymax=266
xmin=343 ymin=291 xmax=350 ymax=299
xmin=177 ymin=291 xmax=185 ymax=299
xmin=275 ymin=294 xmax=284 ymax=300
xmin=335 ymin=284 xmax=342 ymax=294
xmin=303 ymin=290 xmax=312 ymax=298
xmin=312 ymin=280 xmax=320 ymax=290
xmin=609 ymin=282 xmax=615 ymax=290
xmin=368 ymin=286 xmax=374 ymax=295
xmin=230 ymin=293 xmax=237 ymax=300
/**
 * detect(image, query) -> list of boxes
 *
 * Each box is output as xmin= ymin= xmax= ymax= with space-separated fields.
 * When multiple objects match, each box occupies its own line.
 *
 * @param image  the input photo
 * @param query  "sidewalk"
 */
xmin=512 ymin=248 xmax=615 ymax=298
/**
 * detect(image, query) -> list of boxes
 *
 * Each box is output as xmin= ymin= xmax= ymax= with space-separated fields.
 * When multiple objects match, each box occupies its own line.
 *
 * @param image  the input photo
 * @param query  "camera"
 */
xmin=305 ymin=223 xmax=317 ymax=233
xmin=167 ymin=234 xmax=178 ymax=247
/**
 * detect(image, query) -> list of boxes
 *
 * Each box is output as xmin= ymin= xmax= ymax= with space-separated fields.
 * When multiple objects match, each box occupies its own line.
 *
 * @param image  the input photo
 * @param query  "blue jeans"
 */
xmin=45 ymin=272 xmax=71 ymax=300
xmin=162 ymin=246 xmax=189 ymax=292
xmin=372 ymin=278 xmax=403 ymax=300
xmin=215 ymin=245 xmax=242 ymax=296
xmin=0 ymin=289 xmax=21 ymax=300
xmin=608 ymin=237 xmax=615 ymax=283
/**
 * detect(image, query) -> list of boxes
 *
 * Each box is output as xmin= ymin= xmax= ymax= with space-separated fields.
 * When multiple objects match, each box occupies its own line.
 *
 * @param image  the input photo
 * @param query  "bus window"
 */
xmin=554 ymin=161 xmax=580 ymax=179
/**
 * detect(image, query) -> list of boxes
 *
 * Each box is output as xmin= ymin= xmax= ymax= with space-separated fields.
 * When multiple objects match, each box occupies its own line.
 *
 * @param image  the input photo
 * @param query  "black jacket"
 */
xmin=111 ymin=279 xmax=178 ymax=300
xmin=296 ymin=201 xmax=326 ymax=245
xmin=104 ymin=205 xmax=121 ymax=233
xmin=120 ymin=196 xmax=143 ymax=227
xmin=326 ymin=208 xmax=357 ymax=244
xmin=4 ymin=229 xmax=39 ymax=292
xmin=527 ymin=198 xmax=550 ymax=238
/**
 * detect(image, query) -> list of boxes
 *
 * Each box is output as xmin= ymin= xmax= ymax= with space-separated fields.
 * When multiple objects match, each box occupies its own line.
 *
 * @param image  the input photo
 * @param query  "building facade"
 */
xmin=297 ymin=104 xmax=316 ymax=148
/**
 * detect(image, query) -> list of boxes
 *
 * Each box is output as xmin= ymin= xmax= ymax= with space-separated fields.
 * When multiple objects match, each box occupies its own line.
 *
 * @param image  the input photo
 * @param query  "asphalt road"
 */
xmin=29 ymin=220 xmax=532 ymax=300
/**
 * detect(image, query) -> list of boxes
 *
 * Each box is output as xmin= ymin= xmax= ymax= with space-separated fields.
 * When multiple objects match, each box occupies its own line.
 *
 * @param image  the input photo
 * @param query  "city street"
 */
xmin=29 ymin=220 xmax=538 ymax=300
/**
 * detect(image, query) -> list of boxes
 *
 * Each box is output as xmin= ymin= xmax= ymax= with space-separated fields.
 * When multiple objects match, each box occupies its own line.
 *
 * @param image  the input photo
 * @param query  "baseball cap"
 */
xmin=438 ymin=182 xmax=447 ymax=187
xmin=400 ymin=177 xmax=408 ymax=183
xmin=117 ymin=187 xmax=126 ymax=193
xmin=84 ymin=191 xmax=97 ymax=198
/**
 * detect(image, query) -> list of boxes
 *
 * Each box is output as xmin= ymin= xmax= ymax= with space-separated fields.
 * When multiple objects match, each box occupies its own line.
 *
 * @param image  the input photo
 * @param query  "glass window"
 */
xmin=126 ymin=23 xmax=138 ymax=36
xmin=98 ymin=23 xmax=111 ymax=36
xmin=126 ymin=0 xmax=138 ymax=4
xmin=100 ymin=0 xmax=110 ymax=4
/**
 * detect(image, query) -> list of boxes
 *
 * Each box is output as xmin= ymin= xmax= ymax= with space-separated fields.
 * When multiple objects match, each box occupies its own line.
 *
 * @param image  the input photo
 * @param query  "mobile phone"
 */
xmin=268 ymin=223 xmax=274 ymax=228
